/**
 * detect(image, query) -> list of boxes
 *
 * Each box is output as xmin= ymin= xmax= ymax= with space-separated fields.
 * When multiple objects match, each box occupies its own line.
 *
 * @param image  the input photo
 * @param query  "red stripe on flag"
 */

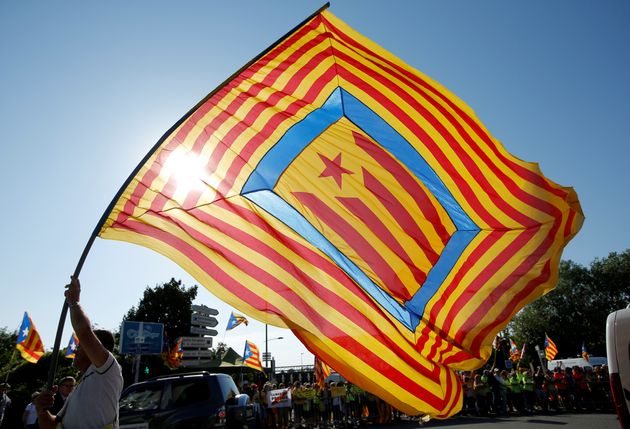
xmin=293 ymin=191 xmax=413 ymax=301
xmin=354 ymin=131 xmax=451 ymax=246
xmin=337 ymin=194 xmax=428 ymax=287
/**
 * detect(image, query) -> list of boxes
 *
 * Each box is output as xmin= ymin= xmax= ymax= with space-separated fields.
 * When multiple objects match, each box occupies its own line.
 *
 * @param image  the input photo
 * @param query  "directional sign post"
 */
xmin=181 ymin=336 xmax=214 ymax=348
xmin=191 ymin=314 xmax=218 ymax=327
xmin=184 ymin=305 xmax=219 ymax=367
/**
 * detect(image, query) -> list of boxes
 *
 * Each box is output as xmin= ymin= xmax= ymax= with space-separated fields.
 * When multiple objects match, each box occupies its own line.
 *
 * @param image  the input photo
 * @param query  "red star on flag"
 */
xmin=318 ymin=153 xmax=353 ymax=188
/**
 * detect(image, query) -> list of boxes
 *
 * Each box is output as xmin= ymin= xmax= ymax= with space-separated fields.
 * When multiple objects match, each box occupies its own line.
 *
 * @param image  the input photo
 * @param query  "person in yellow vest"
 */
xmin=507 ymin=370 xmax=523 ymax=414
xmin=521 ymin=369 xmax=535 ymax=413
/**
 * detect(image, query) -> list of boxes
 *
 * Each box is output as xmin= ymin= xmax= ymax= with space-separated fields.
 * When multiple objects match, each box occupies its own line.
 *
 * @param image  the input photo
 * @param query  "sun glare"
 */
xmin=162 ymin=149 xmax=209 ymax=194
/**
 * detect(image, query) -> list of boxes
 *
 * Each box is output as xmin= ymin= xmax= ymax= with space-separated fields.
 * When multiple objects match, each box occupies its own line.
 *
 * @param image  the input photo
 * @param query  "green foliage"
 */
xmin=124 ymin=278 xmax=198 ymax=348
xmin=123 ymin=278 xmax=198 ymax=380
xmin=0 ymin=327 xmax=17 ymax=375
xmin=509 ymin=249 xmax=630 ymax=359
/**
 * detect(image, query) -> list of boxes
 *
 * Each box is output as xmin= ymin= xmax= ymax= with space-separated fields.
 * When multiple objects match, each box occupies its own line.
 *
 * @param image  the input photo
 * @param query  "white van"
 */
xmin=606 ymin=306 xmax=630 ymax=428
xmin=547 ymin=356 xmax=607 ymax=371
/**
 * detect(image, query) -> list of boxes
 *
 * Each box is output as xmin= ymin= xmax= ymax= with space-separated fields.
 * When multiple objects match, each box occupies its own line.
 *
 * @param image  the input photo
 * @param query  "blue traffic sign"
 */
xmin=119 ymin=321 xmax=164 ymax=355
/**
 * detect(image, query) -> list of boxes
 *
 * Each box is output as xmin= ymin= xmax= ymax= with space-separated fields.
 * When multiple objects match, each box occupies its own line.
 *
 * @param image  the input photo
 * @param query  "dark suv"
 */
xmin=119 ymin=372 xmax=254 ymax=429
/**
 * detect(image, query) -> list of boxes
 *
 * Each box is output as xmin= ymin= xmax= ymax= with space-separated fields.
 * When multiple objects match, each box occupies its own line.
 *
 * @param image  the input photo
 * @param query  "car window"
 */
xmin=119 ymin=384 xmax=162 ymax=412
xmin=168 ymin=379 xmax=212 ymax=408
xmin=217 ymin=376 xmax=239 ymax=402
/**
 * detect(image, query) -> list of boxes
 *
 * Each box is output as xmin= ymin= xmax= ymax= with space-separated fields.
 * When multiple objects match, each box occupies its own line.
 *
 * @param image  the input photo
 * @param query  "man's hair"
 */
xmin=94 ymin=329 xmax=115 ymax=353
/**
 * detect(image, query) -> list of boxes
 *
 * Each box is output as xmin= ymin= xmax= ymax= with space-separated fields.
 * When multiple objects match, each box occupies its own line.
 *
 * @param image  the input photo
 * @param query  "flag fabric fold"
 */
xmin=64 ymin=333 xmax=79 ymax=359
xmin=227 ymin=312 xmax=249 ymax=331
xmin=16 ymin=312 xmax=45 ymax=363
xmin=243 ymin=340 xmax=263 ymax=371
xmin=97 ymin=7 xmax=583 ymax=417
xmin=545 ymin=334 xmax=558 ymax=361
xmin=314 ymin=356 xmax=333 ymax=389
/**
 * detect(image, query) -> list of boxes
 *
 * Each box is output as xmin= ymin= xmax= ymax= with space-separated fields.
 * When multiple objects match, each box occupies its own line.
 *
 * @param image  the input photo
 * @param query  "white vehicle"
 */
xmin=606 ymin=306 xmax=630 ymax=428
xmin=547 ymin=356 xmax=607 ymax=371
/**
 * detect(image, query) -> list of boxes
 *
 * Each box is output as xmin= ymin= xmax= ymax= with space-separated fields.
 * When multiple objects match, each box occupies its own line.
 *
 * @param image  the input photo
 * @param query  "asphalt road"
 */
xmin=376 ymin=413 xmax=619 ymax=428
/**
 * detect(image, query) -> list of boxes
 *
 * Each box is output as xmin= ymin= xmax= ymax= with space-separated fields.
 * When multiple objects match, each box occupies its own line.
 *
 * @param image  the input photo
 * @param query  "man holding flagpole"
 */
xmin=34 ymin=277 xmax=123 ymax=429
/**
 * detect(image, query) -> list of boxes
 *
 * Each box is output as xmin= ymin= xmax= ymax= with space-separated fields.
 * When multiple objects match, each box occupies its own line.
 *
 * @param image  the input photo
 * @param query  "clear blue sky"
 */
xmin=1 ymin=0 xmax=629 ymax=368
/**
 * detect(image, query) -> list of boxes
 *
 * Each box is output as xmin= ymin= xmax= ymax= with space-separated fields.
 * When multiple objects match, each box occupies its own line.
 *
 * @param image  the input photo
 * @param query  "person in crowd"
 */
xmin=22 ymin=391 xmax=39 ymax=429
xmin=51 ymin=376 xmax=76 ymax=415
xmin=473 ymin=372 xmax=490 ymax=416
xmin=521 ymin=369 xmax=536 ymax=413
xmin=553 ymin=367 xmax=568 ymax=410
xmin=0 ymin=383 xmax=11 ymax=428
xmin=34 ymin=276 xmax=123 ymax=429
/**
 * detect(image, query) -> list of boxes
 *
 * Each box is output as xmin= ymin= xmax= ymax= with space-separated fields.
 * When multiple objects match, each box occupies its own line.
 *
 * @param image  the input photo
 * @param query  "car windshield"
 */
xmin=120 ymin=384 xmax=162 ymax=412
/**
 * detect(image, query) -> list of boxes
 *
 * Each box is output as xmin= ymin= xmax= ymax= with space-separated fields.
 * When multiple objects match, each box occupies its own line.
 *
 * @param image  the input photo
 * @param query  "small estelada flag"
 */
xmin=226 ymin=312 xmax=249 ymax=331
xmin=545 ymin=334 xmax=558 ymax=360
xmin=243 ymin=340 xmax=263 ymax=371
xmin=64 ymin=332 xmax=79 ymax=359
xmin=16 ymin=312 xmax=45 ymax=363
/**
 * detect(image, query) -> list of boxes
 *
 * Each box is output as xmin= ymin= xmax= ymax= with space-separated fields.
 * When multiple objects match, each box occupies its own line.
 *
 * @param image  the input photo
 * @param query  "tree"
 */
xmin=123 ymin=278 xmax=198 ymax=380
xmin=509 ymin=249 xmax=630 ymax=359
xmin=124 ymin=278 xmax=198 ymax=348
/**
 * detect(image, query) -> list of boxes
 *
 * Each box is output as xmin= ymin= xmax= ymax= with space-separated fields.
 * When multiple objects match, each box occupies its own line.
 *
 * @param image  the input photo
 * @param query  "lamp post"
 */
xmin=264 ymin=324 xmax=283 ymax=369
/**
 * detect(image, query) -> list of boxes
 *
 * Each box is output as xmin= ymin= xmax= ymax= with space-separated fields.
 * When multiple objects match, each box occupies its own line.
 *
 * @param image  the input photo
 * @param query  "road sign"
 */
xmin=182 ymin=349 xmax=214 ymax=358
xmin=180 ymin=359 xmax=212 ymax=367
xmin=181 ymin=336 xmax=213 ymax=348
xmin=191 ymin=314 xmax=218 ymax=327
xmin=190 ymin=326 xmax=218 ymax=336
xmin=191 ymin=304 xmax=219 ymax=316
xmin=120 ymin=321 xmax=164 ymax=355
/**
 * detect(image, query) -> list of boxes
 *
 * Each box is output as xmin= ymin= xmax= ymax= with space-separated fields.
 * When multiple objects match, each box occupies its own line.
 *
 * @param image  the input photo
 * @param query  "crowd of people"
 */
xmin=239 ymin=363 xmax=614 ymax=429
xmin=458 ymin=365 xmax=614 ymax=417
xmin=242 ymin=379 xmax=397 ymax=429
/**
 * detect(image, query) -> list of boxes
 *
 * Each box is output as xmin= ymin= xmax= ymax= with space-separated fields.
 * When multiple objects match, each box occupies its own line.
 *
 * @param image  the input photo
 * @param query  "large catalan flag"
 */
xmin=16 ymin=312 xmax=45 ymax=363
xmin=243 ymin=340 xmax=263 ymax=372
xmin=96 ymin=6 xmax=582 ymax=417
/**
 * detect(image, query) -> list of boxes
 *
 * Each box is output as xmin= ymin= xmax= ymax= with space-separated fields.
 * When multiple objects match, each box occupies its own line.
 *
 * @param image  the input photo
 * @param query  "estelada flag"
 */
xmin=226 ymin=312 xmax=249 ymax=331
xmin=16 ymin=312 xmax=45 ymax=363
xmin=545 ymin=334 xmax=558 ymax=360
xmin=64 ymin=332 xmax=79 ymax=359
xmin=165 ymin=337 xmax=184 ymax=368
xmin=509 ymin=338 xmax=520 ymax=362
xmin=96 ymin=5 xmax=583 ymax=417
xmin=243 ymin=340 xmax=263 ymax=372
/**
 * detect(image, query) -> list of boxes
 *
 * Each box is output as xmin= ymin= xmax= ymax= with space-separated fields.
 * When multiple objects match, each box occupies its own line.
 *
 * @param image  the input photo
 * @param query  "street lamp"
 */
xmin=264 ymin=324 xmax=284 ymax=368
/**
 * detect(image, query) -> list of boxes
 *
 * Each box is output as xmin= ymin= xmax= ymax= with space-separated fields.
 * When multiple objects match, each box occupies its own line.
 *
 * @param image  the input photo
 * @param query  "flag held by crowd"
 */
xmin=96 ymin=5 xmax=583 ymax=417
xmin=509 ymin=339 xmax=520 ymax=362
xmin=16 ymin=312 xmax=45 ymax=363
xmin=165 ymin=337 xmax=184 ymax=369
xmin=581 ymin=342 xmax=589 ymax=363
xmin=545 ymin=334 xmax=558 ymax=360
xmin=226 ymin=312 xmax=249 ymax=331
xmin=243 ymin=340 xmax=263 ymax=371
xmin=64 ymin=333 xmax=79 ymax=359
